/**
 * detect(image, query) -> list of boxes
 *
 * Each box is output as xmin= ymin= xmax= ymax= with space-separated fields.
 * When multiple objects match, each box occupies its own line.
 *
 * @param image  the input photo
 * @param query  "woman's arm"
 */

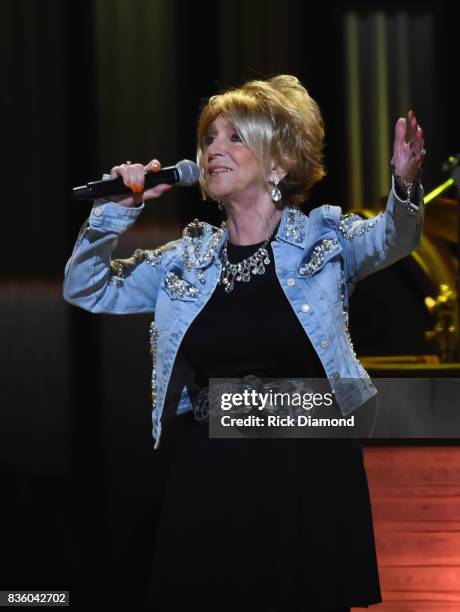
xmin=63 ymin=159 xmax=176 ymax=314
xmin=338 ymin=177 xmax=424 ymax=284
xmin=338 ymin=111 xmax=425 ymax=284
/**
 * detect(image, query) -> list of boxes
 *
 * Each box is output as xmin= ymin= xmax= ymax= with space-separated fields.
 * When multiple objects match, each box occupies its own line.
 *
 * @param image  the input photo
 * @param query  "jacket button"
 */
xmin=320 ymin=339 xmax=329 ymax=349
xmin=93 ymin=207 xmax=103 ymax=217
xmin=287 ymin=278 xmax=296 ymax=286
xmin=300 ymin=303 xmax=310 ymax=312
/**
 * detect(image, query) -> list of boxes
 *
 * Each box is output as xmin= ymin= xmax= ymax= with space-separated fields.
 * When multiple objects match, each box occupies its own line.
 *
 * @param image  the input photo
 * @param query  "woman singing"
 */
xmin=64 ymin=75 xmax=425 ymax=612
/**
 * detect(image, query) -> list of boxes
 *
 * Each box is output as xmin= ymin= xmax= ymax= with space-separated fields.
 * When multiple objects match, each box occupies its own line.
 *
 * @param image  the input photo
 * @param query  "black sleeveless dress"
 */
xmin=145 ymin=237 xmax=382 ymax=611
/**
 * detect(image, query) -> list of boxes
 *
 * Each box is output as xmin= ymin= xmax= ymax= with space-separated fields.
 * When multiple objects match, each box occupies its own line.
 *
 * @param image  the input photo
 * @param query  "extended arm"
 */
xmin=338 ymin=111 xmax=425 ymax=284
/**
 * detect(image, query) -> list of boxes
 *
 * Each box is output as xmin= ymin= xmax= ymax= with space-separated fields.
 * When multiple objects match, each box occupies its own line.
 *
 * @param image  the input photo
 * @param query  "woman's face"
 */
xmin=201 ymin=114 xmax=266 ymax=201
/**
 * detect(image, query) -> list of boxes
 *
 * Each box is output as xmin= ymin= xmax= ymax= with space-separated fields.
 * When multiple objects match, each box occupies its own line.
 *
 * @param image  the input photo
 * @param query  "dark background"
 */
xmin=1 ymin=1 xmax=459 ymax=609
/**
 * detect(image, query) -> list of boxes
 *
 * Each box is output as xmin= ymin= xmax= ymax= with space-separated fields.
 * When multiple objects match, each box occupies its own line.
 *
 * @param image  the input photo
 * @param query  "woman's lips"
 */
xmin=208 ymin=168 xmax=233 ymax=175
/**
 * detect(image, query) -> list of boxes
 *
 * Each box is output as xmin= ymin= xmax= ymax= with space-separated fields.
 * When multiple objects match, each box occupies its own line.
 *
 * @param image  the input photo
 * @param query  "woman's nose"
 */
xmin=207 ymin=136 xmax=225 ymax=158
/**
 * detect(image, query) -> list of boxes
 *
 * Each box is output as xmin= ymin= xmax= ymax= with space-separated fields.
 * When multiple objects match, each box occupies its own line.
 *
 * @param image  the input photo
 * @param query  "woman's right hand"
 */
xmin=107 ymin=159 xmax=172 ymax=207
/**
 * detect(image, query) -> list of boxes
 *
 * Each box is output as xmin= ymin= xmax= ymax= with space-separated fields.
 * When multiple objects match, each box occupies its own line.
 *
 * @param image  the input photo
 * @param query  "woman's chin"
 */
xmin=208 ymin=189 xmax=230 ymax=201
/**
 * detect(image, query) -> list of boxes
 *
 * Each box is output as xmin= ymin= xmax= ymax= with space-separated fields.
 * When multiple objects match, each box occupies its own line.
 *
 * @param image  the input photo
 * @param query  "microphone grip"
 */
xmin=72 ymin=167 xmax=180 ymax=201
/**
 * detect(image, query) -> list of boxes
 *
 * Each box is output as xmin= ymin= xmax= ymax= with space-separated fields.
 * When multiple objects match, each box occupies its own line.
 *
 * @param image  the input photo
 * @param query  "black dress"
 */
xmin=145 ymin=237 xmax=382 ymax=612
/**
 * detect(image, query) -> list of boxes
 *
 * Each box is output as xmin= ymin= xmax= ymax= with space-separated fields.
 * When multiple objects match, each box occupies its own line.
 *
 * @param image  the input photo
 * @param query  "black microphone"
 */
xmin=72 ymin=159 xmax=200 ymax=201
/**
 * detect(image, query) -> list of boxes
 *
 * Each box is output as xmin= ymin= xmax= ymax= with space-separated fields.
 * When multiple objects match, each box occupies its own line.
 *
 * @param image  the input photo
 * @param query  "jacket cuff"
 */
xmin=88 ymin=173 xmax=145 ymax=233
xmin=391 ymin=174 xmax=424 ymax=215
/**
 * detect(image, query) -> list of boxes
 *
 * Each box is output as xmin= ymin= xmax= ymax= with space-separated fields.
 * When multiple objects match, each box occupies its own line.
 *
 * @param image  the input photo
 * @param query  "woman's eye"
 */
xmin=231 ymin=132 xmax=242 ymax=142
xmin=204 ymin=135 xmax=214 ymax=146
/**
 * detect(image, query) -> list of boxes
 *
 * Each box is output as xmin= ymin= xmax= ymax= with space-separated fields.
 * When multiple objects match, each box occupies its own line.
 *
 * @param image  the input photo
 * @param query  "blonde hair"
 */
xmin=196 ymin=75 xmax=326 ymax=205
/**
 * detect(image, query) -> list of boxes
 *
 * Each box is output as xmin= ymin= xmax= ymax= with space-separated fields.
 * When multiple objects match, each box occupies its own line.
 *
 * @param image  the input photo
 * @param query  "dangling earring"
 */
xmin=270 ymin=176 xmax=282 ymax=202
xmin=217 ymin=201 xmax=224 ymax=211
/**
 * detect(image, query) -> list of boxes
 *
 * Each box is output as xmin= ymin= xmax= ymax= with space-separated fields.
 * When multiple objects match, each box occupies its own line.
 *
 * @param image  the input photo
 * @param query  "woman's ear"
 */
xmin=269 ymin=161 xmax=288 ymax=182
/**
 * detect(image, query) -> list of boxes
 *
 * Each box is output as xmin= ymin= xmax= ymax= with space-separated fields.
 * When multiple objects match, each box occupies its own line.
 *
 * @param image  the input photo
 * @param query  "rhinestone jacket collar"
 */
xmin=185 ymin=206 xmax=311 ymax=270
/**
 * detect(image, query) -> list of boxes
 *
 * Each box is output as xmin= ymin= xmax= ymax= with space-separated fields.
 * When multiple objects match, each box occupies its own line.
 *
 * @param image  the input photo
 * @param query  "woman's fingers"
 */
xmin=141 ymin=160 xmax=173 ymax=198
xmin=394 ymin=117 xmax=408 ymax=152
xmin=415 ymin=126 xmax=425 ymax=156
xmin=406 ymin=111 xmax=426 ymax=156
xmin=392 ymin=111 xmax=426 ymax=184
xmin=110 ymin=162 xmax=144 ymax=192
xmin=395 ymin=111 xmax=419 ymax=147
xmin=126 ymin=163 xmax=146 ymax=193
xmin=410 ymin=122 xmax=425 ymax=161
xmin=141 ymin=160 xmax=172 ymax=198
xmin=107 ymin=159 xmax=172 ymax=206
xmin=143 ymin=183 xmax=172 ymax=199
xmin=406 ymin=110 xmax=417 ymax=141
xmin=144 ymin=159 xmax=161 ymax=173
xmin=394 ymin=112 xmax=425 ymax=156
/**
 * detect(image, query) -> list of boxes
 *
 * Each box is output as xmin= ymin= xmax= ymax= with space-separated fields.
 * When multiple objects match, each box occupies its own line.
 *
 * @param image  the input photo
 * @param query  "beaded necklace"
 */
xmin=218 ymin=232 xmax=273 ymax=294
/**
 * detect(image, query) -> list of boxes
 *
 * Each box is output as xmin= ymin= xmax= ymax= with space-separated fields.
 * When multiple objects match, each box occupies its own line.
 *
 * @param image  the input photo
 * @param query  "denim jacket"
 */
xmin=63 ymin=177 xmax=424 ymax=449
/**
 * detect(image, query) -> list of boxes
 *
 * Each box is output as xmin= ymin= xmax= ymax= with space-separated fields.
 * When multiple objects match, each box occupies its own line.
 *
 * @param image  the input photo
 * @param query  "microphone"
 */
xmin=72 ymin=159 xmax=200 ymax=201
xmin=441 ymin=154 xmax=460 ymax=174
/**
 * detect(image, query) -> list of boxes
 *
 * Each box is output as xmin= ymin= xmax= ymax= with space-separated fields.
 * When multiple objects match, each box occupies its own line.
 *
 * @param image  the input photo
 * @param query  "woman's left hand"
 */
xmin=392 ymin=110 xmax=426 ymax=190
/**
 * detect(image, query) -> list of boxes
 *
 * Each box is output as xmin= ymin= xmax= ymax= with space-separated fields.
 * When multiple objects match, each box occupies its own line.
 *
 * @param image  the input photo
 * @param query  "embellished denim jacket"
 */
xmin=63 ymin=177 xmax=424 ymax=449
